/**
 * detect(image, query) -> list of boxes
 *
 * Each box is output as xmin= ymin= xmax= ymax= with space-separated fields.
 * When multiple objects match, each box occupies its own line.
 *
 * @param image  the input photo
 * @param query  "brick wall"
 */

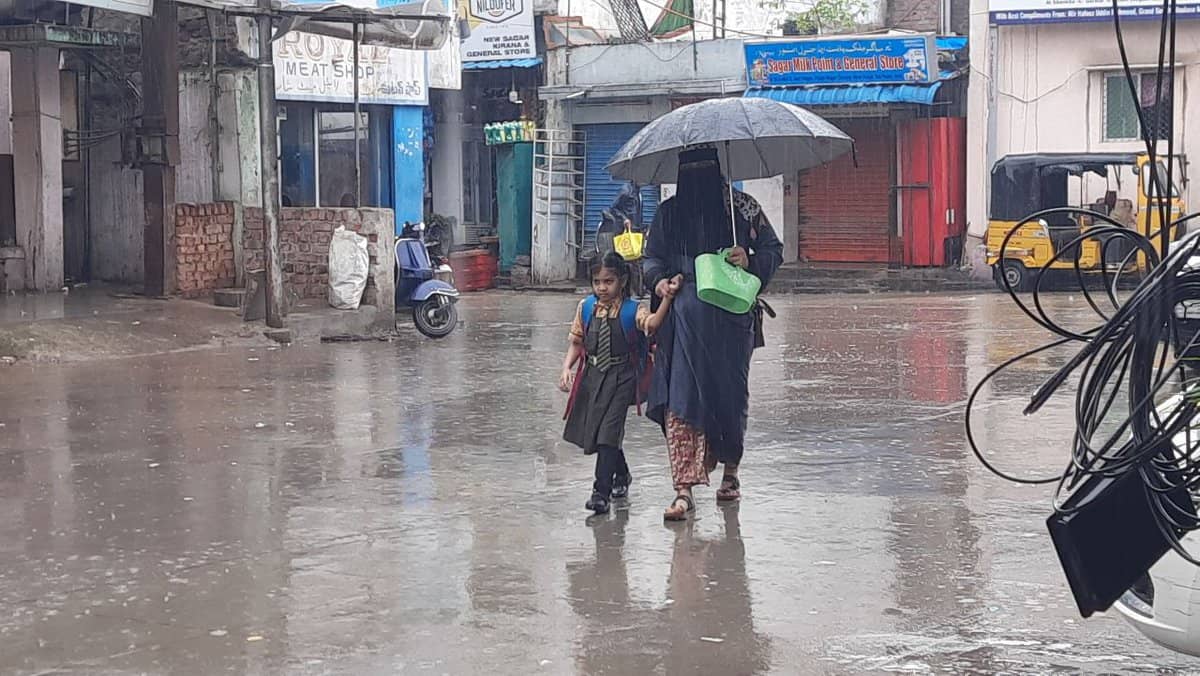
xmin=175 ymin=202 xmax=236 ymax=298
xmin=243 ymin=207 xmax=392 ymax=303
xmin=172 ymin=203 xmax=394 ymax=324
xmin=885 ymin=0 xmax=969 ymax=33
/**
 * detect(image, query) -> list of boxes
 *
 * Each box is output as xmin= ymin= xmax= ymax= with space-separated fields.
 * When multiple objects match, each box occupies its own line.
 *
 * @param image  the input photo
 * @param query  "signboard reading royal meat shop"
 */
xmin=744 ymin=36 xmax=936 ymax=88
xmin=274 ymin=31 xmax=428 ymax=106
xmin=457 ymin=0 xmax=536 ymax=62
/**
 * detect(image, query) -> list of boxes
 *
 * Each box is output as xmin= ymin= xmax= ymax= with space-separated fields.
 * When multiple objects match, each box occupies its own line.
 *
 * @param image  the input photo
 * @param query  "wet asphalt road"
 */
xmin=1 ymin=291 xmax=1197 ymax=675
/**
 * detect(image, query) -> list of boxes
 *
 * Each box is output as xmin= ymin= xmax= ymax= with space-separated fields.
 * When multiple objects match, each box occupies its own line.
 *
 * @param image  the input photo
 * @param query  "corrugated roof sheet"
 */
xmin=463 ymin=58 xmax=542 ymax=70
xmin=936 ymin=36 xmax=968 ymax=52
xmin=744 ymin=81 xmax=943 ymax=106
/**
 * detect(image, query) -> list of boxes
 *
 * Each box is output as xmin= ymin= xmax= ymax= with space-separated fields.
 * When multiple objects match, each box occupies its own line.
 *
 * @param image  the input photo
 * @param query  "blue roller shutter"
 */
xmin=580 ymin=123 xmax=659 ymax=254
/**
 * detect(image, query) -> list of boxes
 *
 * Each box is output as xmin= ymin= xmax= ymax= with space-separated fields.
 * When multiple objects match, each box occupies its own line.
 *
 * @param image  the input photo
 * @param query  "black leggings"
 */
xmin=593 ymin=445 xmax=630 ymax=497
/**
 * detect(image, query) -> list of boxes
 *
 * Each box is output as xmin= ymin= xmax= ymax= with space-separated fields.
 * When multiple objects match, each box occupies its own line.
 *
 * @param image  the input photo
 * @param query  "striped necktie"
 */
xmin=594 ymin=312 xmax=612 ymax=373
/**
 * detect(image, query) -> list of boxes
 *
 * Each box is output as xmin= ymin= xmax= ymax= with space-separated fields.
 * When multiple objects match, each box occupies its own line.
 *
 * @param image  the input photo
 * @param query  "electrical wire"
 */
xmin=965 ymin=0 xmax=1200 ymax=565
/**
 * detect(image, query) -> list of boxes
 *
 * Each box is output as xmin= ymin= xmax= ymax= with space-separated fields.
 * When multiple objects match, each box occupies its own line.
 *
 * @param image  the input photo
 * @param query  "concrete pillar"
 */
xmin=11 ymin=47 xmax=64 ymax=291
xmin=782 ymin=173 xmax=799 ymax=264
xmin=533 ymin=97 xmax=577 ymax=284
xmin=432 ymin=88 xmax=466 ymax=244
xmin=964 ymin=0 xmax=993 ymax=278
xmin=0 ymin=52 xmax=12 ymax=156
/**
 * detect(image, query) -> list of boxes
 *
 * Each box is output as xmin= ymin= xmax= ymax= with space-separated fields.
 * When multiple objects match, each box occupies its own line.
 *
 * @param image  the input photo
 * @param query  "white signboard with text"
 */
xmin=427 ymin=31 xmax=464 ymax=89
xmin=990 ymin=0 xmax=1200 ymax=23
xmin=274 ymin=32 xmax=428 ymax=105
xmin=457 ymin=0 xmax=536 ymax=62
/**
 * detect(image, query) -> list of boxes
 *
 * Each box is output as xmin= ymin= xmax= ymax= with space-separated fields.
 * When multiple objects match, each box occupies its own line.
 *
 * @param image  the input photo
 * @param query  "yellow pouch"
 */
xmin=613 ymin=225 xmax=644 ymax=261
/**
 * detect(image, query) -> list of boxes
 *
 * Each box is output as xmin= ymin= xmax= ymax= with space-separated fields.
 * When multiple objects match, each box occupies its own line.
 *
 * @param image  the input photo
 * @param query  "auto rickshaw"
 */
xmin=986 ymin=153 xmax=1187 ymax=291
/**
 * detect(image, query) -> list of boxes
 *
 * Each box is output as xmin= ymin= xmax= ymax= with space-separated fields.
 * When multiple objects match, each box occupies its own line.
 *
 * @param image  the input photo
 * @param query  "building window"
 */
xmin=279 ymin=104 xmax=390 ymax=208
xmin=319 ymin=111 xmax=372 ymax=207
xmin=1103 ymin=72 xmax=1173 ymax=142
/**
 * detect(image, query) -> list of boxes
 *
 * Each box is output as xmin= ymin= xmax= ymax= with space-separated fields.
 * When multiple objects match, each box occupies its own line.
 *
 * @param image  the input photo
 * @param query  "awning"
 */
xmin=463 ymin=57 xmax=542 ymax=70
xmin=936 ymin=36 xmax=967 ymax=52
xmin=744 ymin=81 xmax=943 ymax=106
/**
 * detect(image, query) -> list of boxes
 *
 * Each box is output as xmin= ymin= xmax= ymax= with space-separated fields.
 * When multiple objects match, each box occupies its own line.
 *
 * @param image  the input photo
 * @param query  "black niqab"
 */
xmin=671 ymin=148 xmax=732 ymax=257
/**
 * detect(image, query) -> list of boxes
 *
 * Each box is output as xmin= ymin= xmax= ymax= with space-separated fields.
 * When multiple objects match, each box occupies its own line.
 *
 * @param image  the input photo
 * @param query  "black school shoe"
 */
xmin=586 ymin=492 xmax=611 ymax=515
xmin=611 ymin=473 xmax=633 ymax=500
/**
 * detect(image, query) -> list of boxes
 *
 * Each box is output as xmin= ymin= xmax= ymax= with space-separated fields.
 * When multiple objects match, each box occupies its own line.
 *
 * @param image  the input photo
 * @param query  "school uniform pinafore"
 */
xmin=562 ymin=302 xmax=638 ymax=455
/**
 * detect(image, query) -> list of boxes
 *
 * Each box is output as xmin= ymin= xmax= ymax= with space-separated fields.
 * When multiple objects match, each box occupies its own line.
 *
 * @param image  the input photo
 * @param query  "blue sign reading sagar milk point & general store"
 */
xmin=744 ymin=36 xmax=936 ymax=88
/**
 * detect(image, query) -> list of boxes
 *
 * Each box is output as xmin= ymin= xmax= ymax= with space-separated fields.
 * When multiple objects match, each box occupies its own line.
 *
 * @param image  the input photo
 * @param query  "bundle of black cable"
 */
xmin=963 ymin=0 xmax=1200 ymax=619
xmin=968 ymin=216 xmax=1200 ymax=617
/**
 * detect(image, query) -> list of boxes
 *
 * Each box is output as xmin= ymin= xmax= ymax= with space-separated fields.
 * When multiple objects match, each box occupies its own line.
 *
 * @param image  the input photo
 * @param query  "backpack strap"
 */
xmin=581 ymin=294 xmax=598 ymax=333
xmin=618 ymin=298 xmax=639 ymax=337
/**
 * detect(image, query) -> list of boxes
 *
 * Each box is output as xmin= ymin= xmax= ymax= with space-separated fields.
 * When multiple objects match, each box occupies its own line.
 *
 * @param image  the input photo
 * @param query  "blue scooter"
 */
xmin=396 ymin=221 xmax=459 ymax=338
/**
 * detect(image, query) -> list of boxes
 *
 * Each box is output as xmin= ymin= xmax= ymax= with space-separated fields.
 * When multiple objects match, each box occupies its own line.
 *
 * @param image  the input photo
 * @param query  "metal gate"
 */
xmin=797 ymin=117 xmax=893 ymax=264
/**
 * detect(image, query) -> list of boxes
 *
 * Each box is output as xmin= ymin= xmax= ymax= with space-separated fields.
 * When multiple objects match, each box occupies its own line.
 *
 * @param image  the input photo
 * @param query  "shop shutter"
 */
xmin=580 ymin=123 xmax=659 ymax=256
xmin=797 ymin=118 xmax=893 ymax=264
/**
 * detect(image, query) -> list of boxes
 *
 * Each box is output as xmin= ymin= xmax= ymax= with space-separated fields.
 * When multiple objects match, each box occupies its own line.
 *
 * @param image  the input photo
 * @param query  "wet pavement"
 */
xmin=0 ymin=287 xmax=265 ymax=363
xmin=1 ymin=291 xmax=1196 ymax=674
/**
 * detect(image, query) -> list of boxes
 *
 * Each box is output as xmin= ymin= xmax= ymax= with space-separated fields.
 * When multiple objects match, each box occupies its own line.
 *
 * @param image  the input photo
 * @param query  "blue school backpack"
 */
xmin=566 ymin=295 xmax=654 ymax=417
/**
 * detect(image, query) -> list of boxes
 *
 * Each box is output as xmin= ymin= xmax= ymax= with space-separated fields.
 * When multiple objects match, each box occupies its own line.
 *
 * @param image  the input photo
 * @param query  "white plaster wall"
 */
xmin=558 ymin=39 xmax=748 ymax=88
xmin=178 ymin=70 xmax=215 ymax=204
xmin=427 ymin=31 xmax=462 ymax=90
xmin=741 ymin=175 xmax=784 ymax=246
xmin=967 ymin=20 xmax=1200 ymax=245
xmin=89 ymin=136 xmax=144 ymax=283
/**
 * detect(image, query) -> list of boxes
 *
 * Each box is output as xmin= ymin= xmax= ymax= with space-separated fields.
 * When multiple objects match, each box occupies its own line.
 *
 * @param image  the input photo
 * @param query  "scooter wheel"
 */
xmin=413 ymin=297 xmax=457 ymax=338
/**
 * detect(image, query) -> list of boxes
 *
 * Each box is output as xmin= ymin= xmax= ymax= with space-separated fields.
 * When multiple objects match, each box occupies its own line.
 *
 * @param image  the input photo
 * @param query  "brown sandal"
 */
xmin=716 ymin=475 xmax=741 ymax=502
xmin=664 ymin=493 xmax=695 ymax=521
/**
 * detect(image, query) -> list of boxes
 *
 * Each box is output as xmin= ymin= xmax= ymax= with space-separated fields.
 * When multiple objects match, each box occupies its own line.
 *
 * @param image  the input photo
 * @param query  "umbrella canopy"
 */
xmin=605 ymin=97 xmax=853 ymax=185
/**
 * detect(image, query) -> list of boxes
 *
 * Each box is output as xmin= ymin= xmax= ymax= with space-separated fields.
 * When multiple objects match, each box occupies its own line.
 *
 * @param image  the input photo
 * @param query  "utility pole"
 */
xmin=353 ymin=22 xmax=361 ymax=208
xmin=140 ymin=0 xmax=179 ymax=297
xmin=256 ymin=0 xmax=285 ymax=328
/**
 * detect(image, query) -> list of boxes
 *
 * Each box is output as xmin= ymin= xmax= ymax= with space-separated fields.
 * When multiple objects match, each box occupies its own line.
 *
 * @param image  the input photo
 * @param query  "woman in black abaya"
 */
xmin=643 ymin=146 xmax=784 ymax=520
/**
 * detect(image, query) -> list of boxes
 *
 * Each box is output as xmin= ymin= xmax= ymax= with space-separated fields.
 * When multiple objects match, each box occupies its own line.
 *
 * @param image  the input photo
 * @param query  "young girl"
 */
xmin=560 ymin=252 xmax=674 ymax=515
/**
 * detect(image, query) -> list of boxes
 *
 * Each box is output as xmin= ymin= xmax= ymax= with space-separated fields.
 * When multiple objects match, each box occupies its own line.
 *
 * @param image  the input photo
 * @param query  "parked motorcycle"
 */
xmin=396 ymin=221 xmax=459 ymax=338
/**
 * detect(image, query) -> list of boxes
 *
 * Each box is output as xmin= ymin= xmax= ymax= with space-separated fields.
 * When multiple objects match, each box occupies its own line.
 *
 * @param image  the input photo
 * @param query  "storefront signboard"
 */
xmin=275 ymin=31 xmax=429 ymax=106
xmin=744 ymin=36 xmax=936 ymax=88
xmin=457 ymin=0 xmax=536 ymax=62
xmin=990 ymin=0 xmax=1200 ymax=24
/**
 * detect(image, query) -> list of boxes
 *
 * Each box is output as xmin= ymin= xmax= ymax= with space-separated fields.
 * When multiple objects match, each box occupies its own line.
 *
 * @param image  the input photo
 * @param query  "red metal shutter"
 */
xmin=796 ymin=118 xmax=893 ymax=264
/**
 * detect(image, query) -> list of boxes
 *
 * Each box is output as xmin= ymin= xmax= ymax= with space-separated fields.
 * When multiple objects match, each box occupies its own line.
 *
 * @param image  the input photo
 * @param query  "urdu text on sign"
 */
xmin=744 ymin=36 xmax=936 ymax=88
